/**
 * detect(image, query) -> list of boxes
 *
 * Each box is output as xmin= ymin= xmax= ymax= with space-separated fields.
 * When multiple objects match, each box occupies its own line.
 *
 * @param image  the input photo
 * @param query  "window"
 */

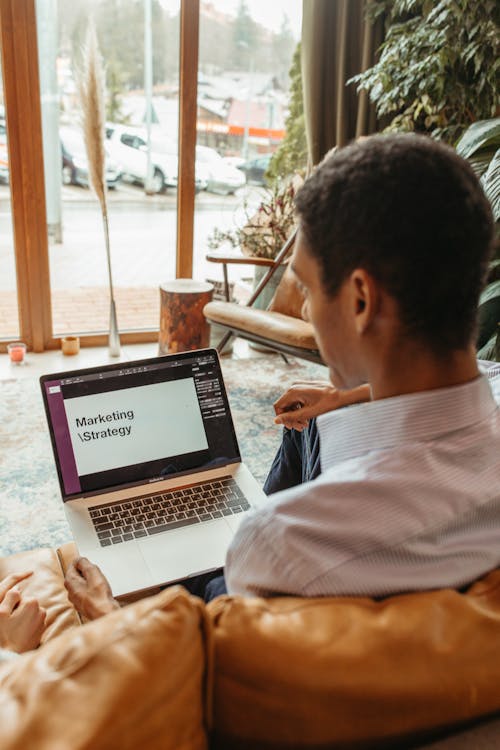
xmin=0 ymin=73 xmax=18 ymax=341
xmin=0 ymin=0 xmax=301 ymax=351
xmin=37 ymin=0 xmax=181 ymax=338
xmin=193 ymin=0 xmax=302 ymax=294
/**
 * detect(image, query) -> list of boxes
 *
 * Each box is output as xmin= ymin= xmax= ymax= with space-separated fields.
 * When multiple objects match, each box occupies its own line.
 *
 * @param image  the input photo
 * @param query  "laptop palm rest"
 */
xmin=78 ymin=543 xmax=152 ymax=598
xmin=138 ymin=519 xmax=234 ymax=582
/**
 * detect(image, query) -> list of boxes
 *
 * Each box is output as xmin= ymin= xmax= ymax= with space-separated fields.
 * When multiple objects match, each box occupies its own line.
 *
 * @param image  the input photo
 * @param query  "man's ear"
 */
xmin=348 ymin=269 xmax=379 ymax=334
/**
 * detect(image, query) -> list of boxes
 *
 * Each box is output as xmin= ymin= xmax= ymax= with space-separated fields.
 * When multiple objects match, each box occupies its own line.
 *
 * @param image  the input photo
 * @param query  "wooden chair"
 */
xmin=203 ymin=232 xmax=324 ymax=364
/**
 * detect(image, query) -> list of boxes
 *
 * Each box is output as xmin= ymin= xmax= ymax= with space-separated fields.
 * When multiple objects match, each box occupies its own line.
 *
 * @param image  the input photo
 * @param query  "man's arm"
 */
xmin=64 ymin=558 xmax=120 ymax=621
xmin=273 ymin=382 xmax=371 ymax=431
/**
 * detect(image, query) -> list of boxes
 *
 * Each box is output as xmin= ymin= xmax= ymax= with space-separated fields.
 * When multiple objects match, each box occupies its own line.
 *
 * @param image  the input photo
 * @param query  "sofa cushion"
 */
xmin=0 ymin=547 xmax=80 ymax=643
xmin=0 ymin=585 xmax=211 ymax=750
xmin=207 ymin=568 xmax=500 ymax=749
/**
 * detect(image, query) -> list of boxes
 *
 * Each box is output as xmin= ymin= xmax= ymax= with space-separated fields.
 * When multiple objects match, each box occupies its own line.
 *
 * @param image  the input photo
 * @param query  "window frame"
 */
xmin=0 ymin=0 xmax=199 ymax=352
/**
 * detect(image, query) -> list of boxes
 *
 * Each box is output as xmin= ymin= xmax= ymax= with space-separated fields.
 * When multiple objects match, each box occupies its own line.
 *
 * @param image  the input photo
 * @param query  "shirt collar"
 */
xmin=318 ymin=374 xmax=498 ymax=470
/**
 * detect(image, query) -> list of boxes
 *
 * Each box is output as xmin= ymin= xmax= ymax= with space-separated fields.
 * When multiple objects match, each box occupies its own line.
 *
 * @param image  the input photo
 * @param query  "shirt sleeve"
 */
xmin=224 ymin=478 xmax=329 ymax=597
xmin=225 ymin=471 xmax=377 ymax=598
xmin=225 ymin=507 xmax=290 ymax=597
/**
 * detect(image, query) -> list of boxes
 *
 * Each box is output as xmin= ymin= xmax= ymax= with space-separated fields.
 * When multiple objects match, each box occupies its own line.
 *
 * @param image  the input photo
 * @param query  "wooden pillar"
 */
xmin=176 ymin=0 xmax=199 ymax=279
xmin=0 ymin=0 xmax=52 ymax=351
xmin=159 ymin=279 xmax=213 ymax=354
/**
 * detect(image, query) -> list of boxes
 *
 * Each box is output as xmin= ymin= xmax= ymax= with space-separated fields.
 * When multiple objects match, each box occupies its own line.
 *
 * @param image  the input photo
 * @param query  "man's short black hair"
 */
xmin=294 ymin=134 xmax=494 ymax=352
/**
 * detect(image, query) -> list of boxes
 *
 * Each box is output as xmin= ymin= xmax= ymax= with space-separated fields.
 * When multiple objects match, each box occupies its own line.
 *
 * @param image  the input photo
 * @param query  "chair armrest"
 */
xmin=207 ymin=231 xmax=296 ymax=302
xmin=206 ymin=252 xmax=277 ymax=268
xmin=206 ymin=253 xmax=280 ymax=301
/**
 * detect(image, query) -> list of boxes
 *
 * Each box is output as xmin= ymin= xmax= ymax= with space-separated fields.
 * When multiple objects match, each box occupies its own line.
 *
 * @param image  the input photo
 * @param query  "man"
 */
xmin=65 ymin=134 xmax=500 ymax=618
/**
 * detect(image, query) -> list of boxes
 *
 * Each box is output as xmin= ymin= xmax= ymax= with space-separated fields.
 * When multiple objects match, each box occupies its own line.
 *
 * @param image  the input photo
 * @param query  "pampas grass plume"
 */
xmin=78 ymin=21 xmax=120 ymax=355
xmin=78 ymin=22 xmax=107 ymax=212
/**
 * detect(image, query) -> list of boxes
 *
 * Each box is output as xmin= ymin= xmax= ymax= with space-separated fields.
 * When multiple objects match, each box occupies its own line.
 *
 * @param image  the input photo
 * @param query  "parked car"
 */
xmin=196 ymin=145 xmax=246 ymax=195
xmin=60 ymin=127 xmax=122 ymax=189
xmin=222 ymin=155 xmax=245 ymax=169
xmin=237 ymin=153 xmax=273 ymax=185
xmin=106 ymin=124 xmax=216 ymax=194
xmin=0 ymin=132 xmax=8 ymax=184
xmin=0 ymin=117 xmax=9 ymax=184
xmin=105 ymin=125 xmax=180 ymax=194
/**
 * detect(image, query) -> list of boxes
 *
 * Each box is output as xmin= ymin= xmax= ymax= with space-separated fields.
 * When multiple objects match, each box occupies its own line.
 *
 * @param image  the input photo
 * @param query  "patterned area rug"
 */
xmin=0 ymin=356 xmax=326 ymax=556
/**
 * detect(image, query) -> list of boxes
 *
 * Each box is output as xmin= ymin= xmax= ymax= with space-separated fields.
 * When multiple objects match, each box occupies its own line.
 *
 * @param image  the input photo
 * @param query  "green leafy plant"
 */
xmin=480 ymin=149 xmax=500 ymax=226
xmin=455 ymin=119 xmax=500 ymax=180
xmin=207 ymin=179 xmax=300 ymax=260
xmin=477 ymin=274 xmax=500 ymax=360
xmin=351 ymin=0 xmax=500 ymax=143
xmin=266 ymin=43 xmax=308 ymax=182
xmin=456 ymin=119 xmax=500 ymax=359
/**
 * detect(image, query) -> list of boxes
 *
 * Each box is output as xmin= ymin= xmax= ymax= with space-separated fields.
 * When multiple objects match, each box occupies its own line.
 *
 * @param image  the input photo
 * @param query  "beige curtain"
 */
xmin=301 ymin=0 xmax=384 ymax=166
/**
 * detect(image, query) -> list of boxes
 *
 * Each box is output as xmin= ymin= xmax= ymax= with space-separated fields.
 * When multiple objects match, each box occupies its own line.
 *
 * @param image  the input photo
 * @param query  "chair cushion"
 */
xmin=0 ymin=585 xmax=211 ymax=750
xmin=207 ymin=568 xmax=500 ymax=749
xmin=0 ymin=547 xmax=80 ymax=643
xmin=204 ymin=301 xmax=318 ymax=351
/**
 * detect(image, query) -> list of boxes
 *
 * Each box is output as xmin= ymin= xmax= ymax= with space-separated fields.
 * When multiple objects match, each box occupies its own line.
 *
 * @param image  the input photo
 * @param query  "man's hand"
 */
xmin=0 ymin=572 xmax=47 ymax=653
xmin=64 ymin=557 xmax=120 ymax=621
xmin=274 ymin=382 xmax=371 ymax=430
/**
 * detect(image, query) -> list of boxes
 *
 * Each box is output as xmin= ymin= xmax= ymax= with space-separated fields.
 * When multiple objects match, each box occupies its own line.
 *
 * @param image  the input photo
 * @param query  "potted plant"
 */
xmin=350 ymin=0 xmax=499 ymax=144
xmin=208 ymin=176 xmax=302 ymax=309
xmin=456 ymin=118 xmax=500 ymax=361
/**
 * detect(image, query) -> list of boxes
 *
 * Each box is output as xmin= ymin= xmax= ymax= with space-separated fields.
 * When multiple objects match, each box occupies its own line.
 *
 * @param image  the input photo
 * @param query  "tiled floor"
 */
xmin=0 ymin=288 xmax=157 ymax=339
xmin=0 ymin=284 xmax=251 ymax=340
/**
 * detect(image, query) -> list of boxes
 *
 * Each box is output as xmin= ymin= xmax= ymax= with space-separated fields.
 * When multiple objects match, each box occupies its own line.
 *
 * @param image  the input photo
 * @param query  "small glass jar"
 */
xmin=7 ymin=341 xmax=27 ymax=365
xmin=61 ymin=336 xmax=80 ymax=356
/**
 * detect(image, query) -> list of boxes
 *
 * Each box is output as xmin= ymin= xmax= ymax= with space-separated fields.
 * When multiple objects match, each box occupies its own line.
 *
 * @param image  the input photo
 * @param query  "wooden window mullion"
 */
xmin=0 ymin=0 xmax=51 ymax=351
xmin=176 ymin=0 xmax=199 ymax=279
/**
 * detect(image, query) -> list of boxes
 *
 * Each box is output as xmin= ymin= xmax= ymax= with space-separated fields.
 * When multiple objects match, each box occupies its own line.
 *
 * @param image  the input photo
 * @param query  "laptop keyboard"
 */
xmin=89 ymin=476 xmax=251 ymax=547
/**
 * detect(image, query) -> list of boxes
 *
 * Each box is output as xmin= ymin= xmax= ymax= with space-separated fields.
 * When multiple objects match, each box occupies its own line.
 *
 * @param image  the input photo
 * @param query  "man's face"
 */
xmin=291 ymin=228 xmax=364 ymax=390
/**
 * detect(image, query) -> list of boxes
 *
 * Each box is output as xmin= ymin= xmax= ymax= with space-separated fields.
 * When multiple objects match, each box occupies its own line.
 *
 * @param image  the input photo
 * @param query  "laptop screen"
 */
xmin=40 ymin=349 xmax=240 ymax=501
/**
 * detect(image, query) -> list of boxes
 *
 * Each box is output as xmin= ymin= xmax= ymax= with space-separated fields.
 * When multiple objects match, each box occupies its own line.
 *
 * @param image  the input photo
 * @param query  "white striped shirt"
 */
xmin=226 ymin=362 xmax=500 ymax=598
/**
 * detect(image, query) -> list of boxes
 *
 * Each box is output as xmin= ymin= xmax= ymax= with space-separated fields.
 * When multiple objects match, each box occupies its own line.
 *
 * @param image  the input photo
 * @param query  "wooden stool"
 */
xmin=159 ymin=279 xmax=214 ymax=354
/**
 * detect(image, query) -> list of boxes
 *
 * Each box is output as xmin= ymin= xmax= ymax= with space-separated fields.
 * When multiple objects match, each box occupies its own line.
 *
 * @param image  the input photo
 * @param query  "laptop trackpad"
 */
xmin=81 ymin=543 xmax=152 ymax=598
xmin=138 ymin=520 xmax=234 ymax=583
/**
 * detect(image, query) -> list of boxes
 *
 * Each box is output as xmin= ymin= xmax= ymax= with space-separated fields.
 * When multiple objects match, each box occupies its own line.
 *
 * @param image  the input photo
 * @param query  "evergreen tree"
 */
xmin=105 ymin=56 xmax=128 ymax=122
xmin=199 ymin=13 xmax=233 ymax=74
xmin=271 ymin=15 xmax=296 ymax=88
xmin=231 ymin=0 xmax=258 ymax=71
xmin=267 ymin=43 xmax=308 ymax=182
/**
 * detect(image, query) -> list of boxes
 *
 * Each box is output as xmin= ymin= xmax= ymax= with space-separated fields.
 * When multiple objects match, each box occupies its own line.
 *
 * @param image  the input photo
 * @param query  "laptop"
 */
xmin=40 ymin=348 xmax=267 ymax=597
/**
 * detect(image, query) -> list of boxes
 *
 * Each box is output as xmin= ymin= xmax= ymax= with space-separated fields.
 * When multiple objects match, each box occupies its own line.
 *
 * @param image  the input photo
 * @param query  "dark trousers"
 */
xmin=184 ymin=420 xmax=321 ymax=602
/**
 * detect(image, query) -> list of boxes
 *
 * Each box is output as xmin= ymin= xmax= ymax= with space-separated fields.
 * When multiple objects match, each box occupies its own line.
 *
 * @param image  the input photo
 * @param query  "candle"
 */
xmin=7 ymin=342 xmax=27 ymax=364
xmin=61 ymin=336 xmax=80 ymax=356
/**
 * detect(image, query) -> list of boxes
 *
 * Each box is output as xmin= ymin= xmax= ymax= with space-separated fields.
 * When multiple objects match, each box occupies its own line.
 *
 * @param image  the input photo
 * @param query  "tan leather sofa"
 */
xmin=1 ymin=542 xmax=500 ymax=750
